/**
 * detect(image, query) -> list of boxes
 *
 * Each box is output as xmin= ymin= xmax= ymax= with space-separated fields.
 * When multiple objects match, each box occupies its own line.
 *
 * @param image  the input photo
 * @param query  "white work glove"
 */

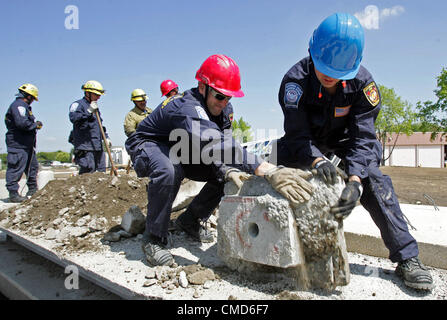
xmin=87 ymin=101 xmax=99 ymax=114
xmin=106 ymin=139 xmax=112 ymax=148
xmin=264 ymin=166 xmax=314 ymax=208
xmin=225 ymin=168 xmax=251 ymax=189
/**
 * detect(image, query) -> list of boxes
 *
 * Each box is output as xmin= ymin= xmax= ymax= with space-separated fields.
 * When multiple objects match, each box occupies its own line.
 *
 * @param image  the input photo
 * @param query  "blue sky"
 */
xmin=1 ymin=0 xmax=446 ymax=152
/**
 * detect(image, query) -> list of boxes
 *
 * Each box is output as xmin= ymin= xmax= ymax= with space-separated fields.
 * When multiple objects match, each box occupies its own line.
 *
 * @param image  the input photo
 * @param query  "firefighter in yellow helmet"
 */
xmin=5 ymin=84 xmax=43 ymax=202
xmin=123 ymin=89 xmax=153 ymax=137
xmin=68 ymin=80 xmax=111 ymax=174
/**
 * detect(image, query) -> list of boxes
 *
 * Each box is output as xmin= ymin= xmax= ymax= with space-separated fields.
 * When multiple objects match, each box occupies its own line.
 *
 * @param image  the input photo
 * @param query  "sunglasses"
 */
xmin=209 ymin=87 xmax=231 ymax=101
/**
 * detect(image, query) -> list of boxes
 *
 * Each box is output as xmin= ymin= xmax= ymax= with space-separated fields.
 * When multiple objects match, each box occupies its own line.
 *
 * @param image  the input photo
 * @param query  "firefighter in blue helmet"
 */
xmin=126 ymin=54 xmax=315 ymax=267
xmin=69 ymin=80 xmax=112 ymax=175
xmin=275 ymin=13 xmax=433 ymax=290
xmin=5 ymin=84 xmax=42 ymax=203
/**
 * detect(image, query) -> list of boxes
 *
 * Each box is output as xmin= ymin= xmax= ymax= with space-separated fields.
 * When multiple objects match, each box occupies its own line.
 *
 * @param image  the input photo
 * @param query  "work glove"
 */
xmin=225 ymin=168 xmax=251 ymax=189
xmin=106 ymin=138 xmax=112 ymax=148
xmin=264 ymin=166 xmax=314 ymax=208
xmin=87 ymin=101 xmax=99 ymax=114
xmin=36 ymin=121 xmax=43 ymax=130
xmin=312 ymin=159 xmax=338 ymax=185
xmin=330 ymin=181 xmax=363 ymax=219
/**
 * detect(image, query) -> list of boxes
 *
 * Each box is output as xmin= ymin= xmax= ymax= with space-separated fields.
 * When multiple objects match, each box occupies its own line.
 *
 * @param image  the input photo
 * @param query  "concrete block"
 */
xmin=37 ymin=170 xmax=55 ymax=190
xmin=218 ymin=175 xmax=350 ymax=290
xmin=121 ymin=205 xmax=145 ymax=235
xmin=218 ymin=195 xmax=304 ymax=268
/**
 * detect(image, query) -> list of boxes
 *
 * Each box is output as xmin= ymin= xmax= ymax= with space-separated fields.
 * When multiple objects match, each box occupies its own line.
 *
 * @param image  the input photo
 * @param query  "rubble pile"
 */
xmin=0 ymin=172 xmax=149 ymax=252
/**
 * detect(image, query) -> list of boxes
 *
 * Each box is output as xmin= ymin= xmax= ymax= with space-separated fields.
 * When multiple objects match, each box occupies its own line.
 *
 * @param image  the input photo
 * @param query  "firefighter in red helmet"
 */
xmin=160 ymin=80 xmax=179 ymax=99
xmin=125 ymin=54 xmax=314 ymax=266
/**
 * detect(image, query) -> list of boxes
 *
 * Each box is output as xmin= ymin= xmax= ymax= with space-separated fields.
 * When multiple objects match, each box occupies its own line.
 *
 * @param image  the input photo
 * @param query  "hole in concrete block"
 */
xmin=248 ymin=223 xmax=259 ymax=238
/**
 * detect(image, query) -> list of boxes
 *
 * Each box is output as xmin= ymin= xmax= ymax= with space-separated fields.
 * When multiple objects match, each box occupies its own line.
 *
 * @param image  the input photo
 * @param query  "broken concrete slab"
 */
xmin=218 ymin=195 xmax=304 ymax=268
xmin=218 ymin=175 xmax=349 ymax=290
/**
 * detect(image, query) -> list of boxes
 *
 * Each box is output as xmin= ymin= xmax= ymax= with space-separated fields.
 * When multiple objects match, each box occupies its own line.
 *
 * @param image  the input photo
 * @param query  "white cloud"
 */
xmin=354 ymin=5 xmax=405 ymax=30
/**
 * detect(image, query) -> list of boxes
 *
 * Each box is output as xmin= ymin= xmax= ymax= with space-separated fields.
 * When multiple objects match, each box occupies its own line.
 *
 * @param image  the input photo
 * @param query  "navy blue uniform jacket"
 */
xmin=5 ymin=98 xmax=38 ymax=151
xmin=278 ymin=56 xmax=382 ymax=179
xmin=69 ymin=97 xmax=108 ymax=151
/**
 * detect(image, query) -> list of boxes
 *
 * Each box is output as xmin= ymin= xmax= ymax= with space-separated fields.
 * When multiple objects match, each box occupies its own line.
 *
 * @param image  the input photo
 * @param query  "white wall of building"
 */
xmin=417 ymin=146 xmax=442 ymax=168
xmin=389 ymin=146 xmax=416 ymax=167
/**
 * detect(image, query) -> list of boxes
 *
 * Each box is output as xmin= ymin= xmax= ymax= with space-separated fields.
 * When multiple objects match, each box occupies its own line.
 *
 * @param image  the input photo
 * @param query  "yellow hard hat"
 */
xmin=82 ymin=80 xmax=105 ymax=95
xmin=131 ymin=88 xmax=147 ymax=101
xmin=18 ymin=83 xmax=39 ymax=101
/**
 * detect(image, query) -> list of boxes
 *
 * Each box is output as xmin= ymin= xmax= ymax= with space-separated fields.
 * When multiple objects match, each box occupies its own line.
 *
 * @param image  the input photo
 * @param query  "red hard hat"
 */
xmin=195 ymin=54 xmax=244 ymax=98
xmin=160 ymin=80 xmax=179 ymax=97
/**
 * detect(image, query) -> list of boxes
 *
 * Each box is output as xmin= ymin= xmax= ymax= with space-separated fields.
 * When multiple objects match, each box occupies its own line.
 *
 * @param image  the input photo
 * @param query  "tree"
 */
xmin=232 ymin=117 xmax=254 ymax=143
xmin=376 ymin=85 xmax=417 ymax=165
xmin=416 ymin=67 xmax=447 ymax=139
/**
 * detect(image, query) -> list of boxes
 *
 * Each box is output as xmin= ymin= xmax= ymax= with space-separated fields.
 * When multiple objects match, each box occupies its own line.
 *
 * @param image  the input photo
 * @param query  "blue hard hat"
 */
xmin=309 ymin=13 xmax=365 ymax=80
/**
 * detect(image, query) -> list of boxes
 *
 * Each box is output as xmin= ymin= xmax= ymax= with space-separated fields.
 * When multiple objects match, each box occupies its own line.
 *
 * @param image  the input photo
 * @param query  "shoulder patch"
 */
xmin=194 ymin=106 xmax=210 ymax=121
xmin=363 ymin=82 xmax=380 ymax=106
xmin=284 ymin=82 xmax=303 ymax=109
xmin=70 ymin=102 xmax=79 ymax=112
xmin=17 ymin=106 xmax=27 ymax=117
xmin=228 ymin=113 xmax=234 ymax=122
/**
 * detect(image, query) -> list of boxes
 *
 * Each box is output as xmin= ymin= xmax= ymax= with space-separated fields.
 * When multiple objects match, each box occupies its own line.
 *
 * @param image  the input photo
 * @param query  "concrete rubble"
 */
xmin=219 ymin=174 xmax=349 ymax=290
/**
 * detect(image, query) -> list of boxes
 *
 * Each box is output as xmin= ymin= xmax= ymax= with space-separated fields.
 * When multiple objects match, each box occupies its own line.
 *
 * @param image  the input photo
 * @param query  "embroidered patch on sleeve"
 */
xmin=69 ymin=102 xmax=79 ymax=112
xmin=334 ymin=105 xmax=352 ymax=117
xmin=363 ymin=82 xmax=380 ymax=106
xmin=284 ymin=82 xmax=303 ymax=109
xmin=18 ymin=106 xmax=27 ymax=117
xmin=195 ymin=106 xmax=210 ymax=121
xmin=229 ymin=113 xmax=234 ymax=122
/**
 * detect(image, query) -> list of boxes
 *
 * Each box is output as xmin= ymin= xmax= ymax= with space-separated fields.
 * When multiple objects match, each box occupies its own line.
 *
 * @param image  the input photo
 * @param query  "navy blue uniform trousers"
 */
xmin=75 ymin=150 xmax=106 ymax=175
xmin=134 ymin=141 xmax=224 ymax=239
xmin=277 ymin=144 xmax=418 ymax=263
xmin=6 ymin=148 xmax=38 ymax=193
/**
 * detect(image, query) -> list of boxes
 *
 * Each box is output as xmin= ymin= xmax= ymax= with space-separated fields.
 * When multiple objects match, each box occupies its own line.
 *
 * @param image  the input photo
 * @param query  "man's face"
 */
xmin=314 ymin=66 xmax=340 ymax=89
xmin=135 ymin=100 xmax=147 ymax=110
xmin=199 ymin=83 xmax=231 ymax=116
xmin=90 ymin=92 xmax=101 ymax=102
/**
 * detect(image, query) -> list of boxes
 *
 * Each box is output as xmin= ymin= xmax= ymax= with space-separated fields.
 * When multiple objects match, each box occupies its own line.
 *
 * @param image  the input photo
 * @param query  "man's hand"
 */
xmin=225 ymin=168 xmax=251 ymax=189
xmin=312 ymin=159 xmax=338 ymax=185
xmin=330 ymin=181 xmax=363 ymax=219
xmin=265 ymin=166 xmax=314 ymax=207
xmin=36 ymin=121 xmax=43 ymax=130
xmin=106 ymin=138 xmax=112 ymax=148
xmin=87 ymin=101 xmax=99 ymax=114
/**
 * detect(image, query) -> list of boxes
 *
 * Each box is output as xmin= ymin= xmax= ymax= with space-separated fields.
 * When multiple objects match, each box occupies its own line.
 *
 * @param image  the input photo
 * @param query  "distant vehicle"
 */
xmin=51 ymin=161 xmax=62 ymax=166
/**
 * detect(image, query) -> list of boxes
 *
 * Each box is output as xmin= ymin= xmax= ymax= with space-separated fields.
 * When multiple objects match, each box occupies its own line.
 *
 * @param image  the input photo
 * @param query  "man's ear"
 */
xmin=198 ymin=81 xmax=206 ymax=95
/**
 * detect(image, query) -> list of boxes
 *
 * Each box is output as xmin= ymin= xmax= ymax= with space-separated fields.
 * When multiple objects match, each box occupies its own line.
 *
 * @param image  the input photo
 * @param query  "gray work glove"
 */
xmin=330 ymin=181 xmax=363 ymax=219
xmin=312 ymin=159 xmax=338 ymax=185
xmin=225 ymin=168 xmax=251 ymax=189
xmin=264 ymin=166 xmax=314 ymax=207
xmin=87 ymin=101 xmax=99 ymax=114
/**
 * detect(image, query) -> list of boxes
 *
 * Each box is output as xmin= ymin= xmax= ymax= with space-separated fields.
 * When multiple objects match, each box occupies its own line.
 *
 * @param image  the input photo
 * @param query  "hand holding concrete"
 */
xmin=265 ymin=166 xmax=314 ymax=207
xmin=87 ymin=101 xmax=99 ymax=113
xmin=312 ymin=159 xmax=338 ymax=185
xmin=330 ymin=181 xmax=363 ymax=219
xmin=225 ymin=168 xmax=251 ymax=189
